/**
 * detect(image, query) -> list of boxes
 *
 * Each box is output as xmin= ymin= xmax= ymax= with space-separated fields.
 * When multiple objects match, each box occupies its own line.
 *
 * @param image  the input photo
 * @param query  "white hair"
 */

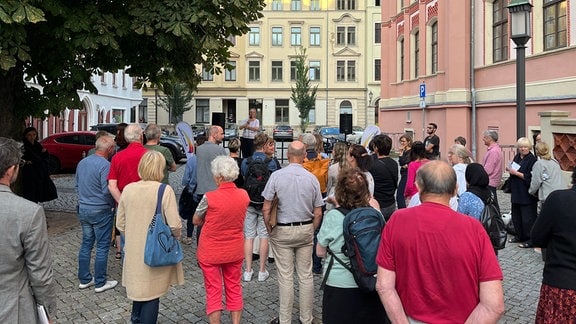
xmin=211 ymin=155 xmax=239 ymax=182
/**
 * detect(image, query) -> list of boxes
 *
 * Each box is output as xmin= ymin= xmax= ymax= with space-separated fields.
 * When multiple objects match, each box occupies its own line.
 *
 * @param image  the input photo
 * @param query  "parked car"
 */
xmin=346 ymin=126 xmax=364 ymax=144
xmin=318 ymin=126 xmax=345 ymax=153
xmin=273 ymin=125 xmax=294 ymax=142
xmin=224 ymin=123 xmax=239 ymax=140
xmin=90 ymin=123 xmax=186 ymax=162
xmin=41 ymin=131 xmax=96 ymax=173
xmin=191 ymin=123 xmax=208 ymax=138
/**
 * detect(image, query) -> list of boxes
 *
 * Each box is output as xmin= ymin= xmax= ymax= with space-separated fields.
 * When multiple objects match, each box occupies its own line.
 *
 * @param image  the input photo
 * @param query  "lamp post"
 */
xmin=368 ymin=90 xmax=373 ymax=127
xmin=508 ymin=0 xmax=532 ymax=139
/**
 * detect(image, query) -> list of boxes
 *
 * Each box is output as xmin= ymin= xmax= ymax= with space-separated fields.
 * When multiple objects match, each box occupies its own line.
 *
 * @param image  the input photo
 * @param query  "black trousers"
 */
xmin=511 ymin=202 xmax=537 ymax=242
xmin=322 ymin=285 xmax=389 ymax=324
xmin=240 ymin=137 xmax=254 ymax=158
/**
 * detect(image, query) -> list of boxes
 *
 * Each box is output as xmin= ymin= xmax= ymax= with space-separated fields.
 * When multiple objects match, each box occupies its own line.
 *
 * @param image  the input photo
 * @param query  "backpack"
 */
xmin=323 ymin=207 xmax=385 ymax=293
xmin=244 ymin=157 xmax=272 ymax=209
xmin=480 ymin=197 xmax=507 ymax=250
xmin=302 ymin=153 xmax=330 ymax=193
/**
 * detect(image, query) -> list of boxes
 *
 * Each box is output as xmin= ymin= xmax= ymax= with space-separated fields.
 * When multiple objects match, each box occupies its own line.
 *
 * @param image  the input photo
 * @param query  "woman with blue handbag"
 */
xmin=117 ymin=151 xmax=184 ymax=323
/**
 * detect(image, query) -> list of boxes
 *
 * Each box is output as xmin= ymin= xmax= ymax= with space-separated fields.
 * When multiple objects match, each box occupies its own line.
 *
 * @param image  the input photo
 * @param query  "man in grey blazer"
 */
xmin=0 ymin=137 xmax=56 ymax=322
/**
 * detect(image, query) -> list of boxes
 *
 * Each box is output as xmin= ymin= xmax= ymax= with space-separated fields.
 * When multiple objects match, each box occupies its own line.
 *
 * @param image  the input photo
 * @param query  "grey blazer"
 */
xmin=0 ymin=184 xmax=56 ymax=322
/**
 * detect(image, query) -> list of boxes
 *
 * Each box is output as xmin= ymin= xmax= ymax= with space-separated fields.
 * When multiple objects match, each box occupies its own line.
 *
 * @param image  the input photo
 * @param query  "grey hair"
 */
xmin=483 ymin=130 xmax=499 ymax=142
xmin=450 ymin=144 xmax=472 ymax=164
xmin=211 ymin=155 xmax=239 ymax=182
xmin=416 ymin=161 xmax=457 ymax=196
xmin=0 ymin=137 xmax=22 ymax=178
xmin=301 ymin=133 xmax=316 ymax=149
xmin=95 ymin=134 xmax=115 ymax=152
xmin=144 ymin=124 xmax=161 ymax=141
xmin=124 ymin=124 xmax=143 ymax=143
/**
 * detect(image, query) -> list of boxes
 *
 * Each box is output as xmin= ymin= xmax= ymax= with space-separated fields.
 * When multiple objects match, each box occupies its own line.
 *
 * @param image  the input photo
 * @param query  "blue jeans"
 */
xmin=77 ymin=207 xmax=114 ymax=288
xmin=131 ymin=298 xmax=160 ymax=324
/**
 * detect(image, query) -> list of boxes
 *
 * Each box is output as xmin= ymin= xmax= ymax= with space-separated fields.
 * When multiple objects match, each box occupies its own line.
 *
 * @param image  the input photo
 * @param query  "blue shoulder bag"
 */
xmin=144 ymin=183 xmax=184 ymax=267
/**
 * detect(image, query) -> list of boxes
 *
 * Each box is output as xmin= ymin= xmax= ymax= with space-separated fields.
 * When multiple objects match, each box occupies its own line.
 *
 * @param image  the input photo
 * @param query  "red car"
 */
xmin=40 ymin=131 xmax=96 ymax=173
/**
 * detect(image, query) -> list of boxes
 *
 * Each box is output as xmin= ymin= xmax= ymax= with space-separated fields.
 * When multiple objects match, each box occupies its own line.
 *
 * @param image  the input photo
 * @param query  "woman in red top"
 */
xmin=404 ymin=141 xmax=429 ymax=202
xmin=193 ymin=156 xmax=249 ymax=324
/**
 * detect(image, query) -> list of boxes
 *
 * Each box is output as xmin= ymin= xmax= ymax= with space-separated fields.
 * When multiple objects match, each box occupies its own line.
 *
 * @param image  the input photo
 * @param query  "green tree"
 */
xmin=0 ymin=1 xmax=264 ymax=138
xmin=290 ymin=47 xmax=317 ymax=133
xmin=158 ymin=82 xmax=193 ymax=124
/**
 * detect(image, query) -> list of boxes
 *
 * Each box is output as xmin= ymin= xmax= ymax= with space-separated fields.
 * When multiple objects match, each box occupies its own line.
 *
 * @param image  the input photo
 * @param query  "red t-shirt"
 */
xmin=107 ymin=142 xmax=147 ymax=192
xmin=197 ymin=182 xmax=250 ymax=264
xmin=376 ymin=202 xmax=503 ymax=323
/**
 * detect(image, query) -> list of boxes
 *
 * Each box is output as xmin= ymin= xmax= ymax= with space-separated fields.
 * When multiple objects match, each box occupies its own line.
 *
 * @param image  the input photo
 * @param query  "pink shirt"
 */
xmin=482 ymin=143 xmax=503 ymax=188
xmin=404 ymin=159 xmax=429 ymax=198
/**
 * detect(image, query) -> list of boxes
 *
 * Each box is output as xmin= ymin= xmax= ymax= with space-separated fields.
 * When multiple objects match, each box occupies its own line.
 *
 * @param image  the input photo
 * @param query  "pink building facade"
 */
xmin=379 ymin=0 xmax=576 ymax=161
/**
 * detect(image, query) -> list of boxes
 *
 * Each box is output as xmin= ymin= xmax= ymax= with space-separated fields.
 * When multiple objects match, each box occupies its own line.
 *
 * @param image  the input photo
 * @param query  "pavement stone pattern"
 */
xmin=43 ymin=165 xmax=543 ymax=323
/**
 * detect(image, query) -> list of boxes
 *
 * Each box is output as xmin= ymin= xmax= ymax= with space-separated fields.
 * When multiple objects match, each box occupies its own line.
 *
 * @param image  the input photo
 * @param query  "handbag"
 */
xmin=501 ymin=178 xmax=511 ymax=194
xmin=144 ymin=183 xmax=184 ymax=267
xmin=268 ymin=194 xmax=279 ymax=227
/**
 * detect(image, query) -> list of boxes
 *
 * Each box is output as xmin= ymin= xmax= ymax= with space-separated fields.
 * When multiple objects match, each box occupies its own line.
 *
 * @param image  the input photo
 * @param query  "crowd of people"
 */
xmin=2 ymin=116 xmax=576 ymax=324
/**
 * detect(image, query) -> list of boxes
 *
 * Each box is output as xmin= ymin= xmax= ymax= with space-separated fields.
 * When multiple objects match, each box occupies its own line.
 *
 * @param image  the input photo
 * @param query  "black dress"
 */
xmin=21 ymin=140 xmax=58 ymax=203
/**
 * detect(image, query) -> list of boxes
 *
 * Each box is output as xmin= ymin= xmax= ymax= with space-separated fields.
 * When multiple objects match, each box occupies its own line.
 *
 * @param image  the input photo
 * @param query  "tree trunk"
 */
xmin=0 ymin=67 xmax=27 ymax=140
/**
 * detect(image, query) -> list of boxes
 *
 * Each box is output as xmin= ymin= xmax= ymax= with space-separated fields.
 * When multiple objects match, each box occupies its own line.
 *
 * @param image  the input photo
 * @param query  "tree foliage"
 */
xmin=158 ymin=82 xmax=193 ymax=124
xmin=0 ymin=0 xmax=264 ymax=138
xmin=290 ymin=47 xmax=317 ymax=133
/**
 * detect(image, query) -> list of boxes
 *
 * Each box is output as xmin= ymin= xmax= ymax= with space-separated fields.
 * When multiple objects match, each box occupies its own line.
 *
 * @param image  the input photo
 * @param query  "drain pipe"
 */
xmin=470 ymin=0 xmax=478 ymax=160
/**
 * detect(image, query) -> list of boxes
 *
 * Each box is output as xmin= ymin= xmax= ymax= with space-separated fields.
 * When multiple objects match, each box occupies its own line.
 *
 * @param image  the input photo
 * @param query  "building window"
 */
xmin=337 ymin=60 xmax=355 ymax=81
xmin=249 ymin=27 xmax=260 ymax=46
xmin=413 ymin=31 xmax=419 ymax=78
xmin=374 ymin=59 xmax=381 ymax=81
xmin=112 ymin=72 xmax=117 ymax=86
xmin=347 ymin=26 xmax=356 ymax=45
xmin=272 ymin=27 xmax=283 ymax=46
xmin=249 ymin=61 xmax=260 ymax=81
xmin=291 ymin=27 xmax=302 ymax=46
xmin=271 ymin=61 xmax=283 ymax=81
xmin=291 ymin=0 xmax=302 ymax=11
xmin=492 ymin=0 xmax=508 ymax=62
xmin=310 ymin=27 xmax=321 ymax=46
xmin=290 ymin=61 xmax=297 ymax=81
xmin=337 ymin=61 xmax=346 ymax=81
xmin=202 ymin=67 xmax=213 ymax=81
xmin=544 ymin=0 xmax=567 ymax=51
xmin=225 ymin=61 xmax=236 ymax=81
xmin=275 ymin=99 xmax=289 ymax=124
xmin=196 ymin=99 xmax=210 ymax=123
xmin=272 ymin=0 xmax=282 ymax=10
xmin=310 ymin=0 xmax=320 ymax=10
xmin=122 ymin=71 xmax=126 ymax=88
xmin=375 ymin=0 xmax=380 ymax=5
xmin=399 ymin=38 xmax=405 ymax=81
xmin=337 ymin=0 xmax=356 ymax=10
xmin=337 ymin=26 xmax=346 ymax=45
xmin=309 ymin=61 xmax=320 ymax=81
xmin=431 ymin=22 xmax=438 ymax=73
xmin=347 ymin=61 xmax=356 ymax=81
xmin=100 ymin=73 xmax=105 ymax=84
xmin=375 ymin=23 xmax=381 ymax=44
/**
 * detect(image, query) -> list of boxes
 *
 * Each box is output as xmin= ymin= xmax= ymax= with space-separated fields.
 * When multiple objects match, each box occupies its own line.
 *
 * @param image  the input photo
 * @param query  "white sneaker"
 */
xmin=258 ymin=270 xmax=269 ymax=282
xmin=78 ymin=278 xmax=94 ymax=289
xmin=95 ymin=280 xmax=118 ymax=293
xmin=243 ymin=270 xmax=254 ymax=282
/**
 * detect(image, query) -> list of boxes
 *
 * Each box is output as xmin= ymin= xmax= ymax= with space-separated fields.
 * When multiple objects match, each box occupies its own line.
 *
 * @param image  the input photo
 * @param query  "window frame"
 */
xmin=310 ymin=26 xmax=321 ymax=46
xmin=309 ymin=60 xmax=321 ymax=81
xmin=272 ymin=27 xmax=283 ymax=46
xmin=248 ymin=61 xmax=261 ymax=82
xmin=249 ymin=27 xmax=260 ymax=46
xmin=291 ymin=26 xmax=302 ymax=46
xmin=375 ymin=23 xmax=382 ymax=44
xmin=271 ymin=61 xmax=283 ymax=82
xmin=291 ymin=0 xmax=302 ymax=11
xmin=492 ymin=0 xmax=508 ymax=63
xmin=225 ymin=61 xmax=237 ymax=81
xmin=543 ymin=0 xmax=567 ymax=51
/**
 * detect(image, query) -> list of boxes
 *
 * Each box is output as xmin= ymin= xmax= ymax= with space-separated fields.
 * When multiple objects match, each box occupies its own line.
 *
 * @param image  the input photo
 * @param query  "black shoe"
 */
xmin=268 ymin=257 xmax=275 ymax=264
xmin=508 ymin=237 xmax=521 ymax=243
xmin=270 ymin=317 xmax=279 ymax=324
xmin=252 ymin=253 xmax=260 ymax=261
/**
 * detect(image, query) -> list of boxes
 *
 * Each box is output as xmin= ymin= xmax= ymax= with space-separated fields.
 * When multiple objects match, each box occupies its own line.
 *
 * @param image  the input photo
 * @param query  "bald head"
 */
xmin=208 ymin=125 xmax=224 ymax=144
xmin=416 ymin=160 xmax=457 ymax=202
xmin=288 ymin=141 xmax=306 ymax=163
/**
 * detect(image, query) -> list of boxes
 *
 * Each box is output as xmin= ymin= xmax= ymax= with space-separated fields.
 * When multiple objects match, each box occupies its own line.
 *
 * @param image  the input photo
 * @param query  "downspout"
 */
xmin=470 ymin=0 xmax=478 ymax=160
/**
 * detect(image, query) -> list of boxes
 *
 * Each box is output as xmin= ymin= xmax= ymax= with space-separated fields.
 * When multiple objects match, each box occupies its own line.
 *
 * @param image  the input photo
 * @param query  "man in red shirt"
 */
xmin=108 ymin=124 xmax=147 ymax=203
xmin=376 ymin=161 xmax=504 ymax=323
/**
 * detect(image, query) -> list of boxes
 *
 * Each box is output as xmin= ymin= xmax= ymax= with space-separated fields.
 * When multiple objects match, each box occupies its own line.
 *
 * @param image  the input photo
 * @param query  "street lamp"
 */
xmin=508 ymin=0 xmax=532 ymax=139
xmin=367 ymin=91 xmax=373 ymax=127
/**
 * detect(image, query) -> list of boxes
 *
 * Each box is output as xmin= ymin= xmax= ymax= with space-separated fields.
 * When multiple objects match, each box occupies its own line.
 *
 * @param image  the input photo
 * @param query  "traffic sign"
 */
xmin=419 ymin=83 xmax=426 ymax=98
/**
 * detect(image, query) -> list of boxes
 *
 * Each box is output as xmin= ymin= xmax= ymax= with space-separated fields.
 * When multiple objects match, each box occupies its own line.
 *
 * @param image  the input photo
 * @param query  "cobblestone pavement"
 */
xmin=43 ymin=166 xmax=543 ymax=323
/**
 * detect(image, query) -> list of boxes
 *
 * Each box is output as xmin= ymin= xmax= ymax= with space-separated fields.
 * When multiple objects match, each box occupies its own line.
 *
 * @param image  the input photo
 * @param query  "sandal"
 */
xmin=518 ymin=242 xmax=533 ymax=248
xmin=115 ymin=252 xmax=122 ymax=260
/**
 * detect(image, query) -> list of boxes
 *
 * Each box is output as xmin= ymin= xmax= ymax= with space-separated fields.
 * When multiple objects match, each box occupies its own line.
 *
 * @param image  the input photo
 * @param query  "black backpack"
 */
xmin=480 ymin=197 xmax=507 ymax=250
xmin=323 ymin=207 xmax=385 ymax=293
xmin=243 ymin=157 xmax=272 ymax=209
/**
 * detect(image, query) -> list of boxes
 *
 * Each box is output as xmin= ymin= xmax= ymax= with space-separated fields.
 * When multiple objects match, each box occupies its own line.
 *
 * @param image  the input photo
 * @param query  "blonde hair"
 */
xmin=228 ymin=137 xmax=241 ymax=153
xmin=534 ymin=142 xmax=552 ymax=160
xmin=211 ymin=155 xmax=239 ymax=182
xmin=138 ymin=150 xmax=166 ymax=182
xmin=517 ymin=137 xmax=532 ymax=148
xmin=450 ymin=144 xmax=472 ymax=164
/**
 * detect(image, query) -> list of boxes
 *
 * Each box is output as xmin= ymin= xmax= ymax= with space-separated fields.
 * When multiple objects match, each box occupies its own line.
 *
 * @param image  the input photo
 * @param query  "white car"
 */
xmin=346 ymin=126 xmax=364 ymax=144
